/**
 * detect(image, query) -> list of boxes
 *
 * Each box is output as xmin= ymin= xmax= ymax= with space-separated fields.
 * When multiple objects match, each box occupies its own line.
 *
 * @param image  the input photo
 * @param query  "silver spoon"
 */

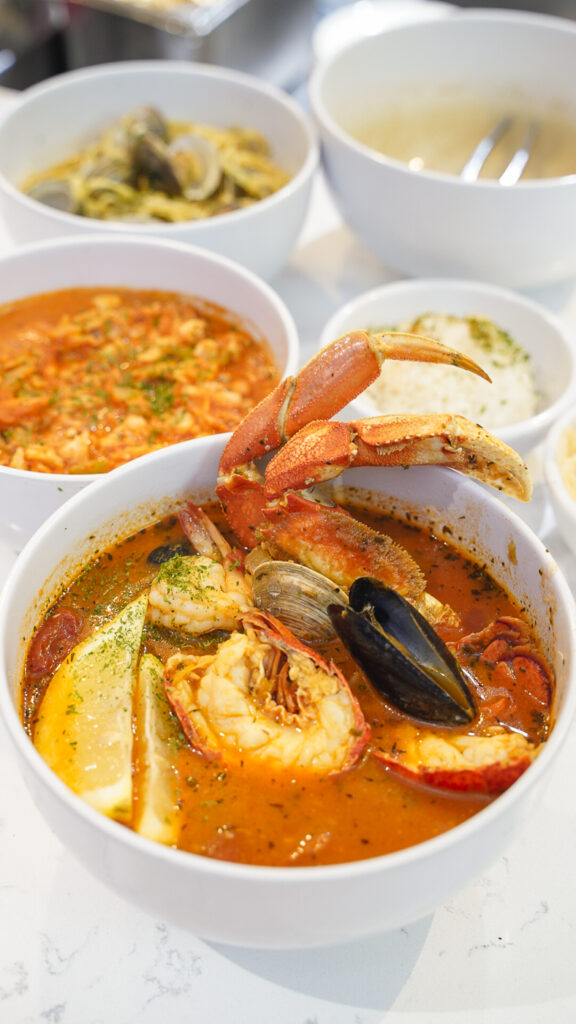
xmin=460 ymin=117 xmax=538 ymax=185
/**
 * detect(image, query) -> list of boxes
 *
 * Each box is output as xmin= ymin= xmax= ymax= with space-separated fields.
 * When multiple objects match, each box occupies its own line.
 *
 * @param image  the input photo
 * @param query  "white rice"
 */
xmin=558 ymin=424 xmax=576 ymax=501
xmin=363 ymin=313 xmax=538 ymax=427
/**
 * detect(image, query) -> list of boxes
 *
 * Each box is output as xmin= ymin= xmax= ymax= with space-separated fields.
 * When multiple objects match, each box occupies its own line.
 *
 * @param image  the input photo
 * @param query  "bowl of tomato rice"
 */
xmin=0 ymin=234 xmax=299 ymax=550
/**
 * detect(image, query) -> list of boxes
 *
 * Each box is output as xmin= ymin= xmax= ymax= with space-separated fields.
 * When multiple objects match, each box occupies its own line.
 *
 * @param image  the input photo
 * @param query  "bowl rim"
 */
xmin=319 ymin=276 xmax=576 ymax=447
xmin=0 ymin=59 xmax=319 ymax=233
xmin=309 ymin=8 xmax=576 ymax=192
xmin=1 ymin=433 xmax=575 ymax=886
xmin=0 ymin=231 xmax=300 ymax=484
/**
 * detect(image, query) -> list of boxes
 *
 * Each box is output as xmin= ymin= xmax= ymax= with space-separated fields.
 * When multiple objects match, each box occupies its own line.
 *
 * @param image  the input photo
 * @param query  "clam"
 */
xmin=81 ymin=155 xmax=133 ymax=185
xmin=131 ymin=131 xmax=222 ymax=202
xmin=251 ymin=560 xmax=348 ymax=645
xmin=26 ymin=179 xmax=78 ymax=214
xmin=329 ymin=578 xmax=476 ymax=726
xmin=132 ymin=131 xmax=182 ymax=197
xmin=252 ymin=560 xmax=476 ymax=726
xmin=124 ymin=106 xmax=169 ymax=142
xmin=168 ymin=134 xmax=222 ymax=201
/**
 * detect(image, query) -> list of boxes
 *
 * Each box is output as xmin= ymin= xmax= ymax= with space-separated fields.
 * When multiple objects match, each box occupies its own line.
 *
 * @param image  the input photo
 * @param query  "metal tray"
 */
xmin=70 ymin=0 xmax=252 ymax=37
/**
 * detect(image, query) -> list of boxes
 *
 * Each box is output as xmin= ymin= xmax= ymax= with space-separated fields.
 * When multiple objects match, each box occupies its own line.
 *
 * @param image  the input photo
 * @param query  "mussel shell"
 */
xmin=251 ymin=560 xmax=348 ymax=645
xmin=329 ymin=577 xmax=476 ymax=726
xmin=147 ymin=542 xmax=192 ymax=565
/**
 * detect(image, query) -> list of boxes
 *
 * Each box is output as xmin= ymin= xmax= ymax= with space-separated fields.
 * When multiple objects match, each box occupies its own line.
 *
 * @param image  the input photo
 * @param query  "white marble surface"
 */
xmin=1 ymin=85 xmax=576 ymax=1024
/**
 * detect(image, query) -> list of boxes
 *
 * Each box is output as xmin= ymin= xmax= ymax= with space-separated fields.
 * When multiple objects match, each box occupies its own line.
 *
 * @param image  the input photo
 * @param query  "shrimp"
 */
xmin=147 ymin=502 xmax=252 ymax=636
xmin=376 ymin=723 xmax=542 ymax=795
xmin=163 ymin=610 xmax=370 ymax=774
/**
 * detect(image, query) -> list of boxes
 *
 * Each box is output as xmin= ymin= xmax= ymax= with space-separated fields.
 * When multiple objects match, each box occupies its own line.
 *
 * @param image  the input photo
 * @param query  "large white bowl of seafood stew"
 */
xmin=309 ymin=10 xmax=576 ymax=287
xmin=319 ymin=278 xmax=576 ymax=458
xmin=0 ymin=421 xmax=574 ymax=949
xmin=0 ymin=60 xmax=318 ymax=281
xmin=0 ymin=234 xmax=298 ymax=551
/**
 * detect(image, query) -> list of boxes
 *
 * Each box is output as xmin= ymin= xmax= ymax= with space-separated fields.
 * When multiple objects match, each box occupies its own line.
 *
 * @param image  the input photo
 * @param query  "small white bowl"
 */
xmin=0 ymin=60 xmax=318 ymax=281
xmin=309 ymin=10 xmax=576 ymax=288
xmin=544 ymin=407 xmax=576 ymax=560
xmin=0 ymin=234 xmax=299 ymax=551
xmin=0 ymin=435 xmax=575 ymax=948
xmin=319 ymin=278 xmax=576 ymax=458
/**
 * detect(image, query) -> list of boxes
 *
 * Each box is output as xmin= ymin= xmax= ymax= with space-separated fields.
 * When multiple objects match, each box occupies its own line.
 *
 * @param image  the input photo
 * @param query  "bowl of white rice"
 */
xmin=544 ymin=407 xmax=576 ymax=559
xmin=319 ymin=278 xmax=576 ymax=458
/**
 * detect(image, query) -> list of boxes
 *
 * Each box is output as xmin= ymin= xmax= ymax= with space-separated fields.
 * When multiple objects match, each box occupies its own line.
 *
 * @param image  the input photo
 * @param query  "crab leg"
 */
xmin=264 ymin=414 xmax=532 ymax=503
xmin=218 ymin=331 xmax=488 ymax=477
xmin=217 ymin=330 xmax=491 ymax=546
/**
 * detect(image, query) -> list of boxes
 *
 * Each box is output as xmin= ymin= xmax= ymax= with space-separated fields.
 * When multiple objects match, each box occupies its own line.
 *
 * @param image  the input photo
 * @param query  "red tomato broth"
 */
xmin=21 ymin=498 xmax=552 ymax=867
xmin=0 ymin=287 xmax=280 ymax=474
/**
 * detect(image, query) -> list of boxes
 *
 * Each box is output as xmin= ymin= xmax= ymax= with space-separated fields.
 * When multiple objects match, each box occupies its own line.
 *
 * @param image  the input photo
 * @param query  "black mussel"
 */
xmin=328 ymin=577 xmax=476 ymax=726
xmin=147 ymin=542 xmax=192 ymax=565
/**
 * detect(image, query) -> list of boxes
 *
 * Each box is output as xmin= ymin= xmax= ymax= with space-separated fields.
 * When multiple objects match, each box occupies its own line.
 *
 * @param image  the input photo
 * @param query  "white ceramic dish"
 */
xmin=309 ymin=10 xmax=576 ymax=288
xmin=313 ymin=0 xmax=455 ymax=64
xmin=0 ymin=234 xmax=299 ymax=551
xmin=544 ymin=407 xmax=576 ymax=560
xmin=0 ymin=434 xmax=574 ymax=949
xmin=0 ymin=61 xmax=318 ymax=281
xmin=319 ymin=278 xmax=576 ymax=458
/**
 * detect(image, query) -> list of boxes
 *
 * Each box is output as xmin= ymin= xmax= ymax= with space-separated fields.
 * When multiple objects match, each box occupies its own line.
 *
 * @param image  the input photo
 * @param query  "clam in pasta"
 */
xmin=23 ymin=106 xmax=290 ymax=223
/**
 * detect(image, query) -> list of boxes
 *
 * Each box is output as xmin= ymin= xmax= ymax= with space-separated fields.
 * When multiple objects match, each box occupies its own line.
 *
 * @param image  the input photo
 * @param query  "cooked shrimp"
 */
xmin=377 ymin=722 xmax=542 ymax=795
xmin=164 ymin=610 xmax=370 ymax=774
xmin=147 ymin=502 xmax=252 ymax=636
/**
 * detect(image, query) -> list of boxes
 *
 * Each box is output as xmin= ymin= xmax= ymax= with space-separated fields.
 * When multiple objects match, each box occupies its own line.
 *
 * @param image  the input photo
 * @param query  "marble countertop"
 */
xmin=1 ymin=85 xmax=576 ymax=1024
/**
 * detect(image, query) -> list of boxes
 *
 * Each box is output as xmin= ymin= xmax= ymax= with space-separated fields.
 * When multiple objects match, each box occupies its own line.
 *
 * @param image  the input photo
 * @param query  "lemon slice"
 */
xmin=134 ymin=653 xmax=184 ymax=846
xmin=34 ymin=593 xmax=148 ymax=822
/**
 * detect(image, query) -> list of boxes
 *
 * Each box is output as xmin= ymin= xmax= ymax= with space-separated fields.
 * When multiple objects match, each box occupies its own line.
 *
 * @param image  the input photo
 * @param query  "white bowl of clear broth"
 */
xmin=0 ymin=234 xmax=298 ymax=551
xmin=309 ymin=10 xmax=576 ymax=287
xmin=0 ymin=61 xmax=318 ymax=281
xmin=0 ymin=432 xmax=574 ymax=949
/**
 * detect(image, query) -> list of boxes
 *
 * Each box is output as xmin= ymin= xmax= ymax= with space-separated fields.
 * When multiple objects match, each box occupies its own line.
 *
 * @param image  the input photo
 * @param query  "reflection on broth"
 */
xmin=348 ymin=90 xmax=576 ymax=179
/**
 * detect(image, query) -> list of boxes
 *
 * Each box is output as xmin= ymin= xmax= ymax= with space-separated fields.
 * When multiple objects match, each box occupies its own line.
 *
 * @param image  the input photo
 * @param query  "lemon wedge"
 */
xmin=134 ymin=653 xmax=184 ymax=846
xmin=34 ymin=593 xmax=148 ymax=822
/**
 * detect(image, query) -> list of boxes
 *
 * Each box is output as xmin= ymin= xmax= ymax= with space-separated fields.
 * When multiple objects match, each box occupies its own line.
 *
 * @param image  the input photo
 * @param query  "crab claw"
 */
xmin=328 ymin=577 xmax=476 ymax=726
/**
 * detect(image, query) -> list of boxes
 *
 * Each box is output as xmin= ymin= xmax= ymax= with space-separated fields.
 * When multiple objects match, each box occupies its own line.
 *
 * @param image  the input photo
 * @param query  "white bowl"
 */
xmin=313 ymin=0 xmax=455 ymax=64
xmin=0 ymin=435 xmax=574 ymax=949
xmin=544 ymin=407 xmax=576 ymax=560
xmin=0 ymin=234 xmax=299 ymax=551
xmin=319 ymin=278 xmax=576 ymax=458
xmin=309 ymin=10 xmax=576 ymax=288
xmin=0 ymin=60 xmax=318 ymax=281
